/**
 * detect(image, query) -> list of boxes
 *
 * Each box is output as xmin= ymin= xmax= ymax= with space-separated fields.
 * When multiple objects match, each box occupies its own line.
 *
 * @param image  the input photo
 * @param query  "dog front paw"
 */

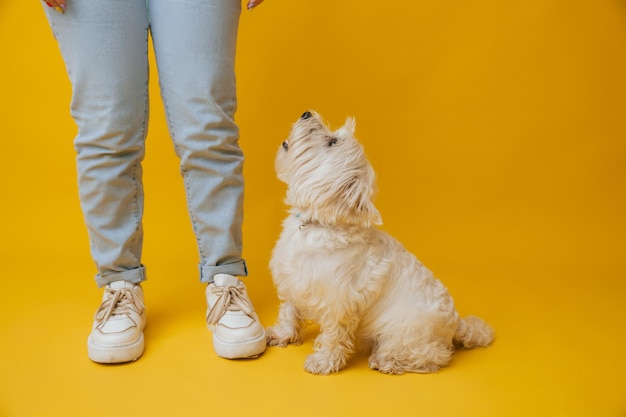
xmin=369 ymin=355 xmax=405 ymax=375
xmin=304 ymin=352 xmax=345 ymax=375
xmin=266 ymin=326 xmax=302 ymax=347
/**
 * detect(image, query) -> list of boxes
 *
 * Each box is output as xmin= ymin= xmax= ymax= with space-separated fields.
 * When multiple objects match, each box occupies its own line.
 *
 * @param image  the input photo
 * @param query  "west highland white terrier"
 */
xmin=266 ymin=111 xmax=494 ymax=374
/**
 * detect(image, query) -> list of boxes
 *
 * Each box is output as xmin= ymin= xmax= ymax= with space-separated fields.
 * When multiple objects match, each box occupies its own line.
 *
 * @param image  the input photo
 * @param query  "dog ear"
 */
xmin=341 ymin=170 xmax=383 ymax=227
xmin=338 ymin=117 xmax=356 ymax=137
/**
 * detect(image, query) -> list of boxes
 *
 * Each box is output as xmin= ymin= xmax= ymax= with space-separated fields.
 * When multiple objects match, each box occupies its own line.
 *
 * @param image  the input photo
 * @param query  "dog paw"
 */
xmin=368 ymin=357 xmax=405 ymax=375
xmin=369 ymin=353 xmax=412 ymax=375
xmin=369 ymin=354 xmax=439 ymax=374
xmin=304 ymin=352 xmax=344 ymax=375
xmin=266 ymin=326 xmax=302 ymax=347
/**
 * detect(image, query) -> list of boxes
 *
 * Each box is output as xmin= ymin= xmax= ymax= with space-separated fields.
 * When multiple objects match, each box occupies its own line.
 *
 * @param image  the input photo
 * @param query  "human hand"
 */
xmin=247 ymin=0 xmax=264 ymax=11
xmin=44 ymin=0 xmax=66 ymax=14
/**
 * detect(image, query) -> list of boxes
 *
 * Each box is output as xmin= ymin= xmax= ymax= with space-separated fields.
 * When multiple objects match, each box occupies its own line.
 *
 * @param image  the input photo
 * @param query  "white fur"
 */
xmin=267 ymin=111 xmax=494 ymax=374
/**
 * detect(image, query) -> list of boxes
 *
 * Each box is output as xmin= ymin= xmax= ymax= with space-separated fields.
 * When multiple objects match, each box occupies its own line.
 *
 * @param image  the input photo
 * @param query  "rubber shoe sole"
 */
xmin=212 ymin=331 xmax=266 ymax=359
xmin=87 ymin=333 xmax=145 ymax=364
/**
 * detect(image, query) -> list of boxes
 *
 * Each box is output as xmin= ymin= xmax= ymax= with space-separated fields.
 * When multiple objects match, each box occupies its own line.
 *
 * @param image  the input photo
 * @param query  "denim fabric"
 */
xmin=44 ymin=0 xmax=246 ymax=287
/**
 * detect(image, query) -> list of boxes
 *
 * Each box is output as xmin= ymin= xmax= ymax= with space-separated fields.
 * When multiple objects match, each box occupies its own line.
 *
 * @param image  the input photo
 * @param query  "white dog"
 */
xmin=267 ymin=111 xmax=494 ymax=374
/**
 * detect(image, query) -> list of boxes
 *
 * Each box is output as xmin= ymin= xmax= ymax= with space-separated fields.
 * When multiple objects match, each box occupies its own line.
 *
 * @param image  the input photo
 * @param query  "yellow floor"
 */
xmin=2 ymin=1 xmax=626 ymax=416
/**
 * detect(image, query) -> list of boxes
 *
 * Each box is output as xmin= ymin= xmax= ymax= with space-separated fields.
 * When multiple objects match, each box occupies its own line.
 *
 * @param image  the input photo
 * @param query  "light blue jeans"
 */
xmin=44 ymin=0 xmax=247 ymax=287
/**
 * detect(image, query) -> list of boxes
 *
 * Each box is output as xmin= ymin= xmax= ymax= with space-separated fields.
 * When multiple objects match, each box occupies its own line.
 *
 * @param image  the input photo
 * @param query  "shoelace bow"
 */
xmin=95 ymin=287 xmax=143 ymax=328
xmin=206 ymin=285 xmax=254 ymax=326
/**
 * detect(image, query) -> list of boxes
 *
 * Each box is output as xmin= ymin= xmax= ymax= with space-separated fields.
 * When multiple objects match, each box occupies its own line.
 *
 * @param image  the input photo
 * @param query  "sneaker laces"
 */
xmin=94 ymin=287 xmax=144 ymax=329
xmin=206 ymin=284 xmax=254 ymax=326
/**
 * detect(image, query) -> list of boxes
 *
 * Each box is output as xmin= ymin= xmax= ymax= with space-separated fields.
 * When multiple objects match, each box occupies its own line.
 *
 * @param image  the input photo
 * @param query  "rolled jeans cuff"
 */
xmin=200 ymin=260 xmax=247 ymax=283
xmin=95 ymin=265 xmax=147 ymax=288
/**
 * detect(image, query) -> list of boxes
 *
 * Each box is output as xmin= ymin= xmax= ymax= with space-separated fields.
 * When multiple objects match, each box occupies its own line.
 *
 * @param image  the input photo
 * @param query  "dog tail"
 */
xmin=453 ymin=316 xmax=494 ymax=348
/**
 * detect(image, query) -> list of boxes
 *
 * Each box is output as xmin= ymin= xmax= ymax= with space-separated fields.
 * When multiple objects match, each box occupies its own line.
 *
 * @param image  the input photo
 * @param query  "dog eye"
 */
xmin=328 ymin=137 xmax=338 ymax=147
xmin=282 ymin=141 xmax=289 ymax=151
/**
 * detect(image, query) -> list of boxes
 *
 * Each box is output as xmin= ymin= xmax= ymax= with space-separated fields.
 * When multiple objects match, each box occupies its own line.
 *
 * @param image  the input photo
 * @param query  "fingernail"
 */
xmin=45 ymin=2 xmax=53 ymax=6
xmin=54 ymin=6 xmax=64 ymax=13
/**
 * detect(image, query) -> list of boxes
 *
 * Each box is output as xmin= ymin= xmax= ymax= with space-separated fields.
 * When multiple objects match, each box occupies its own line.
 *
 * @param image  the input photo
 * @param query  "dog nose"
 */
xmin=301 ymin=111 xmax=312 ymax=120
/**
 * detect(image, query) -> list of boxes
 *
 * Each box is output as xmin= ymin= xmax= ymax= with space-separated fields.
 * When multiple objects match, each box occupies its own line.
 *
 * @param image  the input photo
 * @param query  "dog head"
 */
xmin=275 ymin=111 xmax=382 ymax=227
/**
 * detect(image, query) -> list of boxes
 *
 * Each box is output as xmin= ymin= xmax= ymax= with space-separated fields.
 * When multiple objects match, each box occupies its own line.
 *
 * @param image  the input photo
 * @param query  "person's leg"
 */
xmin=44 ymin=0 xmax=150 ymax=363
xmin=148 ymin=0 xmax=246 ymax=283
xmin=148 ymin=0 xmax=265 ymax=358
xmin=45 ymin=0 xmax=150 ymax=288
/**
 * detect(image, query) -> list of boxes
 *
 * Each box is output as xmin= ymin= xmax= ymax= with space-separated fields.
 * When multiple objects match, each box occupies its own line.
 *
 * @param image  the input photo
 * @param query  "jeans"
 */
xmin=44 ymin=0 xmax=247 ymax=287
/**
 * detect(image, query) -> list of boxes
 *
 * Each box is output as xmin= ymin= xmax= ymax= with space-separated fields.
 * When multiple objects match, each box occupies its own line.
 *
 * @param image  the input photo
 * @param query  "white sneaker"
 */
xmin=87 ymin=280 xmax=146 ymax=364
xmin=206 ymin=274 xmax=266 ymax=359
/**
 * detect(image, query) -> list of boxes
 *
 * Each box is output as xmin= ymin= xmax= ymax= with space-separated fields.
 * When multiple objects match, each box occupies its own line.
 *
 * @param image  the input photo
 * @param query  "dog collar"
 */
xmin=294 ymin=212 xmax=315 ymax=230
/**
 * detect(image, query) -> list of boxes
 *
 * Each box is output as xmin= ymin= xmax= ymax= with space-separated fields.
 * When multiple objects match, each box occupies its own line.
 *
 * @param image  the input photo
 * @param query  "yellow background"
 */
xmin=1 ymin=0 xmax=625 ymax=416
